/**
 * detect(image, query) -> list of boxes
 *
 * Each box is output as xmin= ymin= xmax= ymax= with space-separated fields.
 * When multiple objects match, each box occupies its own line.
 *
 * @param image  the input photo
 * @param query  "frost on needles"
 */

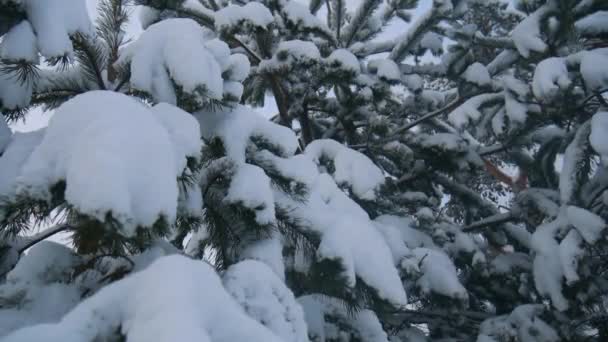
xmin=1 ymin=0 xmax=608 ymax=341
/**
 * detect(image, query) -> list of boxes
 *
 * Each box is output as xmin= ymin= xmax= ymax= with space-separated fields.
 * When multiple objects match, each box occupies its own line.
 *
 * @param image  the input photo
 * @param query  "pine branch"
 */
xmin=341 ymin=0 xmax=382 ymax=47
xmin=389 ymin=3 xmax=444 ymax=61
xmin=462 ymin=212 xmax=516 ymax=232
xmin=15 ymin=224 xmax=71 ymax=254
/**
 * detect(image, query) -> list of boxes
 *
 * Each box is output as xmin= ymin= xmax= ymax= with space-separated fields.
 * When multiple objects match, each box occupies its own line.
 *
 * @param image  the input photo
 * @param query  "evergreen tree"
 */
xmin=1 ymin=0 xmax=608 ymax=341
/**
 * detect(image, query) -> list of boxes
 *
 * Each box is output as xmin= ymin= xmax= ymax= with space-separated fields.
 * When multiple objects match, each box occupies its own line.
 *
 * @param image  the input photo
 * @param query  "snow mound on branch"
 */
xmin=277 ymin=174 xmax=407 ymax=307
xmin=326 ymin=49 xmax=360 ymax=73
xmin=580 ymin=51 xmax=608 ymax=91
xmin=374 ymin=215 xmax=436 ymax=263
xmin=530 ymin=215 xmax=570 ymax=311
xmin=16 ymin=91 xmax=200 ymax=235
xmin=532 ymin=57 xmax=571 ymax=102
xmin=224 ymin=163 xmax=275 ymax=225
xmin=0 ymin=20 xmax=38 ymax=62
xmin=0 ymin=241 xmax=80 ymax=337
xmin=22 ymin=0 xmax=92 ymax=57
xmin=281 ymin=0 xmax=328 ymax=32
xmin=566 ymin=205 xmax=606 ymax=244
xmin=478 ymin=305 xmax=559 ymax=342
xmin=590 ymin=111 xmax=608 ymax=164
xmin=277 ymin=40 xmax=321 ymax=61
xmin=299 ymin=295 xmax=389 ymax=342
xmin=368 ymin=59 xmax=401 ymax=82
xmin=2 ymin=255 xmax=283 ymax=342
xmin=448 ymin=93 xmax=502 ymax=128
xmin=462 ymin=62 xmax=491 ymax=86
xmin=511 ymin=5 xmax=550 ymax=58
xmin=305 ymin=139 xmax=384 ymax=200
xmin=196 ymin=105 xmax=299 ymax=163
xmin=0 ymin=129 xmax=44 ymax=201
xmin=223 ymin=260 xmax=308 ymax=342
xmin=405 ymin=248 xmax=468 ymax=301
xmin=119 ymin=18 xmax=224 ymax=104
xmin=214 ymin=2 xmax=274 ymax=31
xmin=575 ymin=11 xmax=608 ymax=36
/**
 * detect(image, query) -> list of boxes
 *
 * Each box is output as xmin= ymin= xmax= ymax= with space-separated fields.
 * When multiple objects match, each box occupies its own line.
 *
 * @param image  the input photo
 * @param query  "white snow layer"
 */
xmin=22 ymin=0 xmax=92 ymax=57
xmin=368 ymin=59 xmax=401 ymax=82
xmin=580 ymin=51 xmax=608 ymax=91
xmin=462 ymin=62 xmax=491 ymax=86
xmin=2 ymin=255 xmax=284 ymax=342
xmin=590 ymin=111 xmax=608 ymax=164
xmin=532 ymin=57 xmax=571 ymax=102
xmin=214 ymin=2 xmax=274 ymax=31
xmin=299 ymin=295 xmax=389 ymax=342
xmin=0 ymin=129 xmax=44 ymax=201
xmin=222 ymin=260 xmax=308 ymax=342
xmin=224 ymin=163 xmax=276 ymax=225
xmin=327 ymin=49 xmax=360 ymax=73
xmin=0 ymin=20 xmax=38 ymax=62
xmin=0 ymin=241 xmax=80 ymax=337
xmin=16 ymin=91 xmax=201 ymax=235
xmin=511 ymin=4 xmax=552 ymax=58
xmin=197 ymin=105 xmax=299 ymax=162
xmin=305 ymin=139 xmax=385 ymax=200
xmin=119 ymin=18 xmax=230 ymax=104
xmin=575 ymin=11 xmax=608 ymax=35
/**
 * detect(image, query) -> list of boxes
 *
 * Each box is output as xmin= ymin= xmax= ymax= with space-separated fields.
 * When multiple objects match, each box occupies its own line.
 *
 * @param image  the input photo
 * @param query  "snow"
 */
xmin=17 ymin=91 xmax=200 ymax=235
xmin=0 ymin=116 xmax=11 ymax=154
xmin=305 ymin=139 xmax=385 ymax=200
xmin=407 ymin=247 xmax=468 ymax=301
xmin=559 ymin=229 xmax=583 ymax=285
xmin=277 ymin=174 xmax=407 ymax=307
xmin=197 ymin=105 xmax=299 ymax=163
xmin=0 ymin=241 xmax=80 ymax=337
xmin=511 ymin=3 xmax=552 ymax=58
xmin=448 ymin=93 xmax=502 ymax=128
xmin=478 ymin=305 xmax=559 ymax=342
xmin=590 ymin=111 xmax=608 ymax=164
xmin=214 ymin=2 xmax=274 ymax=31
xmin=281 ymin=0 xmax=328 ymax=32
xmin=23 ymin=0 xmax=92 ymax=57
xmin=0 ymin=129 xmax=44 ymax=201
xmin=222 ymin=260 xmax=308 ymax=342
xmin=2 ymin=255 xmax=283 ymax=342
xmin=419 ymin=31 xmax=443 ymax=54
xmin=368 ymin=59 xmax=401 ymax=82
xmin=298 ymin=295 xmax=389 ymax=342
xmin=226 ymin=54 xmax=251 ymax=82
xmin=224 ymin=163 xmax=275 ymax=225
xmin=504 ymin=92 xmax=527 ymax=124
xmin=240 ymin=234 xmax=285 ymax=278
xmin=530 ymin=215 xmax=570 ymax=311
xmin=326 ymin=49 xmax=360 ymax=73
xmin=119 ymin=18 xmax=224 ymax=104
xmin=532 ymin=57 xmax=571 ymax=102
xmin=575 ymin=11 xmax=608 ymax=36
xmin=566 ymin=205 xmax=606 ymax=244
xmin=150 ymin=103 xmax=202 ymax=171
xmin=580 ymin=51 xmax=608 ymax=91
xmin=277 ymin=40 xmax=321 ymax=61
xmin=374 ymin=214 xmax=436 ymax=263
xmin=462 ymin=62 xmax=491 ymax=86
xmin=0 ymin=20 xmax=38 ymax=62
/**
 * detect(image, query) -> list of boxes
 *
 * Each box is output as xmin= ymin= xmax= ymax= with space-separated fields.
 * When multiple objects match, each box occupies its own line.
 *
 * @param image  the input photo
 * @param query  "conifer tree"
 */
xmin=1 ymin=0 xmax=608 ymax=341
